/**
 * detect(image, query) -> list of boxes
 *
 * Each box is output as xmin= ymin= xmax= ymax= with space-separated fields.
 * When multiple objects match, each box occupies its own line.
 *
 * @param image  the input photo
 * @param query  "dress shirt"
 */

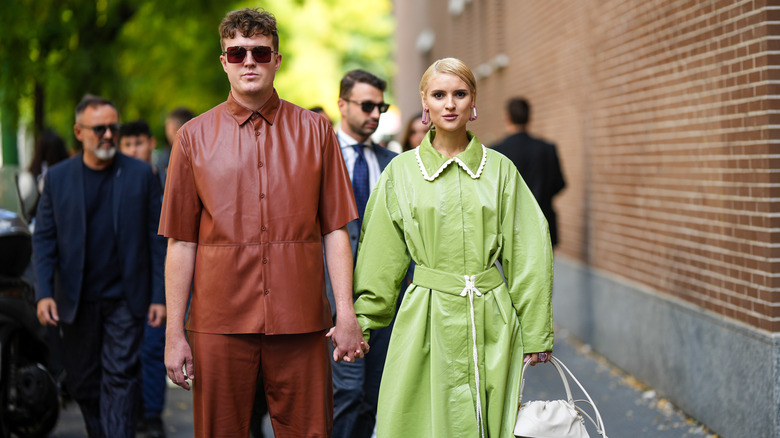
xmin=159 ymin=91 xmax=358 ymax=334
xmin=337 ymin=130 xmax=382 ymax=190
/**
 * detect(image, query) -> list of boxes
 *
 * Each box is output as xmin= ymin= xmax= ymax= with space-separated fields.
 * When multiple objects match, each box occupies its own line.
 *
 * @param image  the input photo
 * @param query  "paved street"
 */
xmin=48 ymin=329 xmax=716 ymax=437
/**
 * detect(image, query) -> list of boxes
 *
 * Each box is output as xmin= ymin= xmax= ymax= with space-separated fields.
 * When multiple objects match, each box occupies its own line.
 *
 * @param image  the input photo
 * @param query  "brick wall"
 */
xmin=395 ymin=0 xmax=780 ymax=332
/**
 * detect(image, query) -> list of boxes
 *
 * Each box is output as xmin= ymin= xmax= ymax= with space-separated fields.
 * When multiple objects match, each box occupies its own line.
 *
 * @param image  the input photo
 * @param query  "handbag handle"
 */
xmin=519 ymin=356 xmax=574 ymax=405
xmin=518 ymin=355 xmax=608 ymax=437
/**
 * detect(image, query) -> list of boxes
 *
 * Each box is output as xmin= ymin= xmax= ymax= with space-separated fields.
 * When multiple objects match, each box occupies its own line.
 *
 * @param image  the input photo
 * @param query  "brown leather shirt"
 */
xmin=159 ymin=91 xmax=357 ymax=334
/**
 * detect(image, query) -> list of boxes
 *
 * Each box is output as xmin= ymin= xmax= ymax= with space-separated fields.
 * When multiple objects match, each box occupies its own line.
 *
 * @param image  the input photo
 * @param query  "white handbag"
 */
xmin=514 ymin=356 xmax=607 ymax=438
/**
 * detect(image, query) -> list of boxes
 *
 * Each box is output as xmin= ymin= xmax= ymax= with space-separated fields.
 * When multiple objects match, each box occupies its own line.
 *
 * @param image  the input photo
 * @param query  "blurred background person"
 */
xmin=492 ymin=97 xmax=566 ymax=247
xmin=34 ymin=94 xmax=166 ymax=438
xmin=29 ymin=130 xmax=70 ymax=196
xmin=14 ymin=129 xmax=71 ymax=394
xmin=118 ymin=119 xmax=168 ymax=438
xmin=156 ymin=107 xmax=195 ymax=190
xmin=16 ymin=130 xmax=70 ymax=224
xmin=400 ymin=112 xmax=428 ymax=152
xmin=119 ymin=120 xmax=156 ymax=164
xmin=119 ymin=120 xmax=164 ymax=190
xmin=309 ymin=105 xmax=333 ymax=125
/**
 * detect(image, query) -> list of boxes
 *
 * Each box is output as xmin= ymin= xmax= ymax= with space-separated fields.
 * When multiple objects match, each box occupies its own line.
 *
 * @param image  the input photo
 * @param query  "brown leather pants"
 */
xmin=188 ymin=330 xmax=332 ymax=437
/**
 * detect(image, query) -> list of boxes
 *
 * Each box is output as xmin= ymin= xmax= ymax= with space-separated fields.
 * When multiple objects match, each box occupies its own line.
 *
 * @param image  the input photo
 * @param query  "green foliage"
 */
xmin=0 ymin=0 xmax=394 ymax=155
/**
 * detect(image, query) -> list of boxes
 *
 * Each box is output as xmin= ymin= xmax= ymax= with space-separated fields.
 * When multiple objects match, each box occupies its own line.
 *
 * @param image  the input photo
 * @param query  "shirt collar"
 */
xmin=227 ymin=90 xmax=281 ymax=126
xmin=415 ymin=130 xmax=487 ymax=181
xmin=337 ymin=128 xmax=373 ymax=148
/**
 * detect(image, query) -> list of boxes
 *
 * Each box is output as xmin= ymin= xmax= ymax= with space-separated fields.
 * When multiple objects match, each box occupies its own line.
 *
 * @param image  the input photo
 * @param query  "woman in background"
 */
xmin=400 ymin=112 xmax=429 ymax=152
xmin=17 ymin=129 xmax=69 ymax=223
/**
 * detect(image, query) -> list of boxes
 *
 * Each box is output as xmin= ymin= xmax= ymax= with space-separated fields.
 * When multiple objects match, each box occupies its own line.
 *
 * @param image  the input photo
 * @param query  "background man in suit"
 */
xmin=493 ymin=97 xmax=566 ymax=247
xmin=327 ymin=69 xmax=397 ymax=438
xmin=33 ymin=95 xmax=166 ymax=438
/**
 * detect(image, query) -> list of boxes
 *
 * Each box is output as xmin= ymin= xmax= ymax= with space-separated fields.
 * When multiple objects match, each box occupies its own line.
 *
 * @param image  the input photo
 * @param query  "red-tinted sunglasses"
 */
xmin=222 ymin=46 xmax=278 ymax=64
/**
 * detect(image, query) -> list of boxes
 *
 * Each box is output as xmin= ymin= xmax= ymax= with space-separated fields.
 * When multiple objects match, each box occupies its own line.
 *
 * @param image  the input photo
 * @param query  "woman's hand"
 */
xmin=523 ymin=351 xmax=552 ymax=366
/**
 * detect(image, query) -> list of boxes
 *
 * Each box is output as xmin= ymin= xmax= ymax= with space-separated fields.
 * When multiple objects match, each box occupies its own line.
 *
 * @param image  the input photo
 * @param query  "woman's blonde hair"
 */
xmin=419 ymin=58 xmax=477 ymax=96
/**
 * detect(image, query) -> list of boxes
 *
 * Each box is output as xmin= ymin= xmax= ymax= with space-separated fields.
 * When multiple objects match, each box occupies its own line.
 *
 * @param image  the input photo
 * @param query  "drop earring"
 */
xmin=469 ymin=105 xmax=478 ymax=121
xmin=421 ymin=108 xmax=430 ymax=125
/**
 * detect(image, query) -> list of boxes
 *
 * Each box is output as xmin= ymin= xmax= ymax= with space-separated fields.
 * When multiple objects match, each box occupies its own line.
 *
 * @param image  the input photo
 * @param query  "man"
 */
xmin=492 ymin=97 xmax=566 ymax=247
xmin=119 ymin=120 xmax=164 ymax=186
xmin=34 ymin=95 xmax=166 ymax=437
xmin=118 ymin=119 xmax=167 ymax=438
xmin=119 ymin=120 xmax=156 ymax=165
xmin=327 ymin=69 xmax=398 ymax=438
xmin=159 ymin=8 xmax=367 ymax=437
xmin=155 ymin=107 xmax=195 ymax=189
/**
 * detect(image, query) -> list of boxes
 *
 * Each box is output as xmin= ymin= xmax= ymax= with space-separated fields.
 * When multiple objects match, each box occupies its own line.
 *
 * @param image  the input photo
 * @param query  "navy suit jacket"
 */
xmin=325 ymin=143 xmax=397 ymax=320
xmin=33 ymin=152 xmax=166 ymax=325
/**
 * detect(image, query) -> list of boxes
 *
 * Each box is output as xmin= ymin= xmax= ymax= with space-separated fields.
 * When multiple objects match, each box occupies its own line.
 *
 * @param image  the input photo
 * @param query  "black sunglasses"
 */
xmin=80 ymin=123 xmax=119 ymax=137
xmin=223 ymin=46 xmax=278 ymax=64
xmin=345 ymin=99 xmax=390 ymax=114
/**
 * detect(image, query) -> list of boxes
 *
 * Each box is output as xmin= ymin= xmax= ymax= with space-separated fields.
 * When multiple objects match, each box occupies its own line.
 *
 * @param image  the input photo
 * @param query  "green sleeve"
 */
xmin=499 ymin=167 xmax=555 ymax=353
xmin=353 ymin=171 xmax=412 ymax=342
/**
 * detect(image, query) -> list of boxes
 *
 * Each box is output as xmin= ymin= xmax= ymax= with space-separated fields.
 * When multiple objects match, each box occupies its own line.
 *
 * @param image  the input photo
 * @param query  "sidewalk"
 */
xmin=525 ymin=329 xmax=717 ymax=437
xmin=49 ymin=329 xmax=715 ymax=437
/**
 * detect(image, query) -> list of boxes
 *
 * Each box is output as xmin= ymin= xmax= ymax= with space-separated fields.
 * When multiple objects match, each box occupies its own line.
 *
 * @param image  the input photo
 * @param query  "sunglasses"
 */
xmin=80 ymin=123 xmax=119 ymax=137
xmin=223 ymin=46 xmax=278 ymax=64
xmin=345 ymin=99 xmax=390 ymax=114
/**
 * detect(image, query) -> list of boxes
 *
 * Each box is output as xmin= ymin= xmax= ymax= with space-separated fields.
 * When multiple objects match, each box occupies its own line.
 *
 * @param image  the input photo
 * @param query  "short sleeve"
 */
xmin=318 ymin=122 xmax=358 ymax=235
xmin=158 ymin=129 xmax=202 ymax=242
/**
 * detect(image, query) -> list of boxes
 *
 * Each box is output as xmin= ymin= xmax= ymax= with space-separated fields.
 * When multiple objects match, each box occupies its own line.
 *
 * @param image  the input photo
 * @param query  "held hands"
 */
xmin=326 ymin=315 xmax=370 ymax=363
xmin=523 ymin=351 xmax=552 ymax=366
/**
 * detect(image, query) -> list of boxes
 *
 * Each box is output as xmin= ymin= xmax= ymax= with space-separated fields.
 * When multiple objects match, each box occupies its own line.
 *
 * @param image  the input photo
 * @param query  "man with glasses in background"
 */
xmin=159 ymin=8 xmax=367 ymax=437
xmin=34 ymin=94 xmax=166 ymax=437
xmin=327 ymin=69 xmax=399 ymax=438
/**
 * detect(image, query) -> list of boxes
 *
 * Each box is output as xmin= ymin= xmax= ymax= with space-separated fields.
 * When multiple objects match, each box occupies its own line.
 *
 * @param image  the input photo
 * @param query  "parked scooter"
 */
xmin=0 ymin=209 xmax=58 ymax=437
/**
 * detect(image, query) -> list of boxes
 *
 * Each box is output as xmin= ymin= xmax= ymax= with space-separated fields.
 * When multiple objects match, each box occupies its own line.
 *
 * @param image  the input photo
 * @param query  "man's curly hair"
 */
xmin=219 ymin=8 xmax=279 ymax=51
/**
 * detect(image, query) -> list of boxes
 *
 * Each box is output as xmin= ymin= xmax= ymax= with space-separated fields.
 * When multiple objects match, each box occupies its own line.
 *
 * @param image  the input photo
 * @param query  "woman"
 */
xmin=352 ymin=58 xmax=554 ymax=437
xmin=18 ymin=129 xmax=69 ymax=222
xmin=400 ymin=112 xmax=429 ymax=151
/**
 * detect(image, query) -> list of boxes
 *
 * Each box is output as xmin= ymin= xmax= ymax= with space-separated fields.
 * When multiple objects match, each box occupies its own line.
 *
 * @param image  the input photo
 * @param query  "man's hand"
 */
xmin=326 ymin=314 xmax=369 ymax=363
xmin=165 ymin=332 xmax=194 ymax=390
xmin=36 ymin=298 xmax=59 ymax=326
xmin=147 ymin=304 xmax=167 ymax=328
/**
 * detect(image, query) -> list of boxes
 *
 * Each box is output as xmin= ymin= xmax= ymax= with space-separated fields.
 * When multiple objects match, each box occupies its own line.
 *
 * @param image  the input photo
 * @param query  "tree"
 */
xmin=0 ymin=0 xmax=394 ymax=158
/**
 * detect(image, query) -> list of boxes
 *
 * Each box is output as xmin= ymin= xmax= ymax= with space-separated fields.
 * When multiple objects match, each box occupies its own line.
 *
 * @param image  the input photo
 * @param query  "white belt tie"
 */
xmin=460 ymin=274 xmax=485 ymax=438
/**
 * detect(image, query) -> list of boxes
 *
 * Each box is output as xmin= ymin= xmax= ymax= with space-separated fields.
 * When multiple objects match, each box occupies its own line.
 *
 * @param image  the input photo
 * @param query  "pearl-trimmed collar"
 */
xmin=414 ymin=130 xmax=487 ymax=181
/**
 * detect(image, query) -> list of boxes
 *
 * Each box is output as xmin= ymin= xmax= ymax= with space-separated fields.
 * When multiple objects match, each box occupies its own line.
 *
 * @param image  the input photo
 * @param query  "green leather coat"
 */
xmin=353 ymin=131 xmax=554 ymax=437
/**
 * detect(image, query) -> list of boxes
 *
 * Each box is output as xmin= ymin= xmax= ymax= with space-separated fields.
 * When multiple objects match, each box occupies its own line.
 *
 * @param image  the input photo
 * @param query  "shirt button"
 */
xmin=261 ymin=225 xmax=266 ymax=231
xmin=264 ymin=289 xmax=270 ymax=295
xmin=258 ymin=161 xmax=263 ymax=167
xmin=260 ymin=193 xmax=265 ymax=199
xmin=262 ymin=258 xmax=268 ymax=264
xmin=256 ymin=131 xmax=260 ymax=136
